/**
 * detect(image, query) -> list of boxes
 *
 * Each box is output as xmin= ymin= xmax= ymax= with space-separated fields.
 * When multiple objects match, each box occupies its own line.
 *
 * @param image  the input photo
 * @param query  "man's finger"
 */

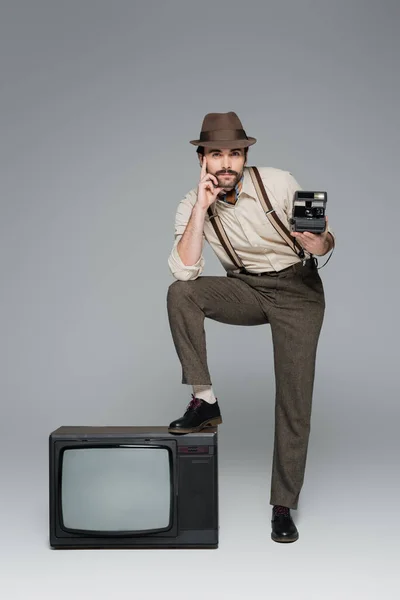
xmin=201 ymin=173 xmax=218 ymax=186
xmin=209 ymin=174 xmax=219 ymax=185
xmin=201 ymin=155 xmax=207 ymax=176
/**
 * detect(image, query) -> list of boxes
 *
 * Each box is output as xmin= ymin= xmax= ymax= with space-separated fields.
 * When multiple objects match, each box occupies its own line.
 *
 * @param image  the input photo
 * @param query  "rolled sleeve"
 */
xmin=327 ymin=224 xmax=336 ymax=247
xmin=168 ymin=235 xmax=205 ymax=281
xmin=168 ymin=191 xmax=206 ymax=281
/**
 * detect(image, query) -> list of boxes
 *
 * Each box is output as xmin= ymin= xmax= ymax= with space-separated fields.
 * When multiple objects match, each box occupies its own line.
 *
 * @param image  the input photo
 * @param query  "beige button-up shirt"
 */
xmin=168 ymin=166 xmax=335 ymax=281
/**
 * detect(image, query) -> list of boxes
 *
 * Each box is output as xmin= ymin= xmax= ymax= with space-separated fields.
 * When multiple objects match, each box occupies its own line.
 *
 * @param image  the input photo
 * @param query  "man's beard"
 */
xmin=215 ymin=169 xmax=242 ymax=190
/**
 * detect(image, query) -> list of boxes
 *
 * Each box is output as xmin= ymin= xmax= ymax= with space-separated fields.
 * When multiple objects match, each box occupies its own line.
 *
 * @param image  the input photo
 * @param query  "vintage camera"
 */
xmin=290 ymin=191 xmax=327 ymax=233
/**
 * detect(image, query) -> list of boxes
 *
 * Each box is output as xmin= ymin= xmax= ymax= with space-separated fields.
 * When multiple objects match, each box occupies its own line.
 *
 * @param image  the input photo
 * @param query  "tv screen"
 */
xmin=61 ymin=446 xmax=172 ymax=533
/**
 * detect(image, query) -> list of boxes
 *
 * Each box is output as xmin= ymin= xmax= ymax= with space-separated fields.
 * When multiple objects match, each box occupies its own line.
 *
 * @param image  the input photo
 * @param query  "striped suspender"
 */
xmin=248 ymin=167 xmax=305 ymax=259
xmin=207 ymin=202 xmax=244 ymax=269
xmin=206 ymin=166 xmax=305 ymax=268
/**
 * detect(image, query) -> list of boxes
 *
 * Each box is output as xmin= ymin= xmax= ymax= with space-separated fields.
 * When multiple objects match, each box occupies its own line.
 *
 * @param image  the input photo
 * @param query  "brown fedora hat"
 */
xmin=190 ymin=111 xmax=257 ymax=148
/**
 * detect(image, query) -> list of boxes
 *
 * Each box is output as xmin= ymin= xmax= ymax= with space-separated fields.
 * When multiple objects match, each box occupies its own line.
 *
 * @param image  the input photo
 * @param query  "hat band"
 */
xmin=199 ymin=129 xmax=248 ymax=142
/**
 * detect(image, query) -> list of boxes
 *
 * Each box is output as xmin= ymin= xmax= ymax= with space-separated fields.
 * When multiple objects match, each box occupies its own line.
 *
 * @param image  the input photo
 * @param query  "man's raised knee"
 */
xmin=167 ymin=279 xmax=193 ymax=305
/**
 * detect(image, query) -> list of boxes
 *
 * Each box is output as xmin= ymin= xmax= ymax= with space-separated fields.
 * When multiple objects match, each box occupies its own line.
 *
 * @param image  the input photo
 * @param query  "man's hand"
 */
xmin=196 ymin=155 xmax=225 ymax=211
xmin=290 ymin=216 xmax=334 ymax=256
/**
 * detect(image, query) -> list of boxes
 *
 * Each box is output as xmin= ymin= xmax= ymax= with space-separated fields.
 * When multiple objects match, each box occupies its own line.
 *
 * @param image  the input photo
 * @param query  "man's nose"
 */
xmin=222 ymin=157 xmax=231 ymax=169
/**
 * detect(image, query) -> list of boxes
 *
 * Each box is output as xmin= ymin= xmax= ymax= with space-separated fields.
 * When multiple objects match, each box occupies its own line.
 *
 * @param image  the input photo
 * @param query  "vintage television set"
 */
xmin=49 ymin=426 xmax=219 ymax=549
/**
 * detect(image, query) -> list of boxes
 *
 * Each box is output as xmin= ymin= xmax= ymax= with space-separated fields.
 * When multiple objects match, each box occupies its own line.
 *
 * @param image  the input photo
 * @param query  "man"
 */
xmin=166 ymin=112 xmax=335 ymax=543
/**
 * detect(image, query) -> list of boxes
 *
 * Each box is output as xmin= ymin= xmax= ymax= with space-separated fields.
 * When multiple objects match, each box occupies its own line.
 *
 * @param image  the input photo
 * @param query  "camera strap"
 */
xmin=206 ymin=166 xmax=305 ymax=269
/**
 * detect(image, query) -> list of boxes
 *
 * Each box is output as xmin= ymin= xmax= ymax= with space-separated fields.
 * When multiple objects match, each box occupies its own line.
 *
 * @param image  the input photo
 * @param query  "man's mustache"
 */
xmin=217 ymin=171 xmax=237 ymax=176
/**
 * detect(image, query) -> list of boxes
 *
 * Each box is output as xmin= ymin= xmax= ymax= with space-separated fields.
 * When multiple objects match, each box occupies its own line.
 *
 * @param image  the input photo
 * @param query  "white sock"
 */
xmin=192 ymin=385 xmax=217 ymax=404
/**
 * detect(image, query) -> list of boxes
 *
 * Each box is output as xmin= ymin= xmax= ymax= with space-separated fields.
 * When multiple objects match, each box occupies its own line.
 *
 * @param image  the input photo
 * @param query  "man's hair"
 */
xmin=196 ymin=145 xmax=248 ymax=160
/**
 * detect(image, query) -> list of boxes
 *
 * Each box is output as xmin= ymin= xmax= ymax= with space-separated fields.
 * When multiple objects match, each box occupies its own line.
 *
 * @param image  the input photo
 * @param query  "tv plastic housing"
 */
xmin=49 ymin=425 xmax=219 ymax=549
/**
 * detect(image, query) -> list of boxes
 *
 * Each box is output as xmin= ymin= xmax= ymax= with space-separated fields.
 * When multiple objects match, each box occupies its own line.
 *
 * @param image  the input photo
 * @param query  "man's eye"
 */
xmin=211 ymin=152 xmax=240 ymax=157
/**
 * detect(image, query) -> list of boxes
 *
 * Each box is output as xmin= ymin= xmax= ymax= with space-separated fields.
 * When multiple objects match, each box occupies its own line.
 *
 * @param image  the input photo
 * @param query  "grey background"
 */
xmin=1 ymin=0 xmax=399 ymax=598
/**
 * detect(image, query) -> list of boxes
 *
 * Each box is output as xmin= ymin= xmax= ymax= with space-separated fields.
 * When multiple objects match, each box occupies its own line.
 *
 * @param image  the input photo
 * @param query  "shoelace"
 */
xmin=185 ymin=395 xmax=203 ymax=413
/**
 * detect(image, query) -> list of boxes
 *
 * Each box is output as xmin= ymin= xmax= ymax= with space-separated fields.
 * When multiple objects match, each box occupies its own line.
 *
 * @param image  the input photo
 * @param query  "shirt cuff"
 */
xmin=315 ymin=227 xmax=335 ymax=258
xmin=168 ymin=240 xmax=205 ymax=281
xmin=327 ymin=226 xmax=336 ymax=249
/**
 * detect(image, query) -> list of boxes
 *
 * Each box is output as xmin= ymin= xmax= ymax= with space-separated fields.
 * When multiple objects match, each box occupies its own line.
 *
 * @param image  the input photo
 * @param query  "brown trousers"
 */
xmin=166 ymin=259 xmax=325 ymax=509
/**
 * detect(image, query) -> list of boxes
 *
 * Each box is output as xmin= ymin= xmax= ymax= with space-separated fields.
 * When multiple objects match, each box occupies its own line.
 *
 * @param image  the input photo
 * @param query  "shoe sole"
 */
xmin=271 ymin=532 xmax=299 ymax=543
xmin=168 ymin=416 xmax=223 ymax=434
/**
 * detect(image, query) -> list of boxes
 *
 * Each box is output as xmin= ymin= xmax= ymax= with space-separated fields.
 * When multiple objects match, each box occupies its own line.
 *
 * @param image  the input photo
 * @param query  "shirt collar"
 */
xmin=216 ymin=167 xmax=258 ymax=204
xmin=217 ymin=172 xmax=244 ymax=205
